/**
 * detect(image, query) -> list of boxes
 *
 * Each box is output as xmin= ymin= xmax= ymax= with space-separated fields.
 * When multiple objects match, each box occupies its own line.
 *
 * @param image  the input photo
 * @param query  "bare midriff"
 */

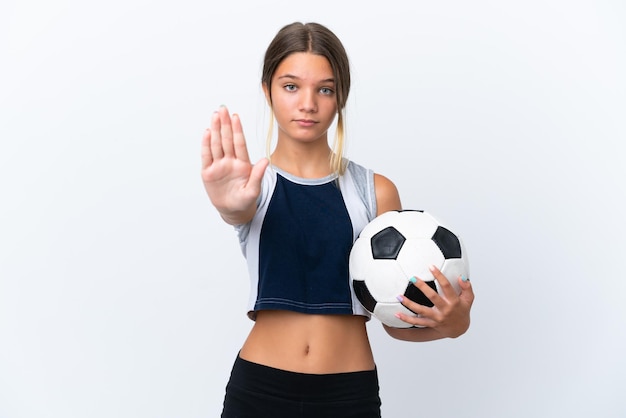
xmin=239 ymin=310 xmax=376 ymax=374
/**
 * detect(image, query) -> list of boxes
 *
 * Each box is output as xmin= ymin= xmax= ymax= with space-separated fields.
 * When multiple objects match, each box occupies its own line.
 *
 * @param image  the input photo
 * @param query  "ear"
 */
xmin=262 ymin=83 xmax=272 ymax=105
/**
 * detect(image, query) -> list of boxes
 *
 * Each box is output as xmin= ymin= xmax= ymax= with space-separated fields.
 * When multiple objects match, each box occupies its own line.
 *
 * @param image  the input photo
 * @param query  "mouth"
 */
xmin=294 ymin=119 xmax=318 ymax=127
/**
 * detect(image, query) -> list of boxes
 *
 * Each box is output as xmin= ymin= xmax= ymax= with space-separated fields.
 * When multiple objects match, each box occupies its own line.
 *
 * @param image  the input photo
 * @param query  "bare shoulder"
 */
xmin=374 ymin=173 xmax=402 ymax=215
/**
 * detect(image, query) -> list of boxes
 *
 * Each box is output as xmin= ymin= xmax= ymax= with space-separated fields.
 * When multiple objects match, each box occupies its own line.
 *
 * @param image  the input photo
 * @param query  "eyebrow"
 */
xmin=277 ymin=74 xmax=335 ymax=84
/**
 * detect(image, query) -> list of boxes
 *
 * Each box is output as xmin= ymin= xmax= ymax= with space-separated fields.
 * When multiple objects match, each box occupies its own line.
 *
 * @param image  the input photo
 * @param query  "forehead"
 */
xmin=273 ymin=52 xmax=334 ymax=82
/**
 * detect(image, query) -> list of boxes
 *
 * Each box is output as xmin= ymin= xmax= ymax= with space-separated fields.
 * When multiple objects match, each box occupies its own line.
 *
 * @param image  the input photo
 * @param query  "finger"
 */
xmin=457 ymin=275 xmax=475 ymax=306
xmin=218 ymin=106 xmax=235 ymax=158
xmin=201 ymin=128 xmax=213 ymax=169
xmin=210 ymin=111 xmax=224 ymax=159
xmin=397 ymin=288 xmax=445 ymax=328
xmin=394 ymin=313 xmax=437 ymax=328
xmin=393 ymin=302 xmax=437 ymax=328
xmin=410 ymin=276 xmax=444 ymax=307
xmin=231 ymin=113 xmax=251 ymax=162
xmin=429 ymin=265 xmax=458 ymax=300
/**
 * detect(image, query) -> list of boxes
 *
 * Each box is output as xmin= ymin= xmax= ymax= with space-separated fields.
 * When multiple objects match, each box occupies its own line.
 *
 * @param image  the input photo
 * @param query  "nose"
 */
xmin=298 ymin=89 xmax=318 ymax=113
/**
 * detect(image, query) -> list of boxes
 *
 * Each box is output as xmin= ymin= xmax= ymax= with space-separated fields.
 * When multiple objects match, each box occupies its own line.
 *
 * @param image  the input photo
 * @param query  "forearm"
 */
xmin=383 ymin=320 xmax=469 ymax=342
xmin=384 ymin=325 xmax=445 ymax=342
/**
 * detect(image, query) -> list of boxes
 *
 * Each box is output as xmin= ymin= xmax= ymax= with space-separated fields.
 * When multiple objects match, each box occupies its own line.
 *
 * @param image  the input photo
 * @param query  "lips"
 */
xmin=294 ymin=119 xmax=318 ymax=127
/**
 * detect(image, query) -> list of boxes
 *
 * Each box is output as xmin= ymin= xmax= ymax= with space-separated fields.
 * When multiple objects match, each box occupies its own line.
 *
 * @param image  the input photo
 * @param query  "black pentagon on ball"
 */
xmin=352 ymin=280 xmax=377 ymax=313
xmin=432 ymin=226 xmax=462 ymax=259
xmin=370 ymin=227 xmax=406 ymax=260
xmin=404 ymin=281 xmax=438 ymax=308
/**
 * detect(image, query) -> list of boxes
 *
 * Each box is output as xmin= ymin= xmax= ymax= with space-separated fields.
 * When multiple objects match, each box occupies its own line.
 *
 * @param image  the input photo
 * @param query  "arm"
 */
xmin=373 ymin=173 xmax=402 ymax=215
xmin=373 ymin=173 xmax=475 ymax=342
xmin=201 ymin=106 xmax=269 ymax=225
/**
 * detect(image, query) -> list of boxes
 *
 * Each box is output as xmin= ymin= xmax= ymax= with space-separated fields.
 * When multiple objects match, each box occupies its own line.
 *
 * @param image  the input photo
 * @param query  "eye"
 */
xmin=284 ymin=84 xmax=297 ymax=92
xmin=320 ymin=87 xmax=334 ymax=95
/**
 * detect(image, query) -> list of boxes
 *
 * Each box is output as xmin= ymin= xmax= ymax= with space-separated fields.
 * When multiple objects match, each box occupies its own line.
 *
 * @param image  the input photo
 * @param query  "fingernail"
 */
xmin=409 ymin=277 xmax=417 ymax=284
xmin=461 ymin=275 xmax=470 ymax=282
xmin=429 ymin=265 xmax=437 ymax=272
xmin=396 ymin=295 xmax=404 ymax=302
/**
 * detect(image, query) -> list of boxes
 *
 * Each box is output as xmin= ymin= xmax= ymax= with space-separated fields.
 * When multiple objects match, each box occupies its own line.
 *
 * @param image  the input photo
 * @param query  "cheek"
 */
xmin=324 ymin=101 xmax=338 ymax=117
xmin=272 ymin=94 xmax=296 ymax=116
xmin=272 ymin=101 xmax=294 ymax=130
xmin=322 ymin=95 xmax=338 ymax=111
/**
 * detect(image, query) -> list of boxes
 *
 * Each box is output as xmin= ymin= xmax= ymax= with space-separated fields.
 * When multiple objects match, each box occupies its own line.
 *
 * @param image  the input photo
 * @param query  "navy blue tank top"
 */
xmin=235 ymin=161 xmax=377 ymax=320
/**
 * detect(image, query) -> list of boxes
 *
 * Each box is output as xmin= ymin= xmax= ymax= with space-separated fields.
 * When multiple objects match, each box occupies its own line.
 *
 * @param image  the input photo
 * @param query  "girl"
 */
xmin=201 ymin=21 xmax=474 ymax=418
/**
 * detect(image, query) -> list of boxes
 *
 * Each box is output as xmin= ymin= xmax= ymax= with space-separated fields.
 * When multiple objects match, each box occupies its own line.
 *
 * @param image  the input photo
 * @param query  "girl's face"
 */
xmin=265 ymin=52 xmax=338 ymax=145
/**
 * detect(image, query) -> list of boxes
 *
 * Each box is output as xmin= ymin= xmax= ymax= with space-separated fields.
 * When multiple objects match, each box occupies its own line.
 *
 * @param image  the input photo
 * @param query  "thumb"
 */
xmin=246 ymin=158 xmax=269 ymax=192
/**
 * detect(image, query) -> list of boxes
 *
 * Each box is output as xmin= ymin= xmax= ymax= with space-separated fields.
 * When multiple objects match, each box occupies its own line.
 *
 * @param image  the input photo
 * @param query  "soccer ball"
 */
xmin=349 ymin=210 xmax=469 ymax=328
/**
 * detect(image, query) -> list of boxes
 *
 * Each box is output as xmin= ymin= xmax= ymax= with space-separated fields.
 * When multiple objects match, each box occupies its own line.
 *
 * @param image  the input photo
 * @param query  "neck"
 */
xmin=271 ymin=142 xmax=333 ymax=179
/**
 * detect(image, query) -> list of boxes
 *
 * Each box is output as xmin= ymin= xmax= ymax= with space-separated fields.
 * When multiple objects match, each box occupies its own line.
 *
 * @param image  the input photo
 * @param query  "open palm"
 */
xmin=201 ymin=106 xmax=268 ymax=224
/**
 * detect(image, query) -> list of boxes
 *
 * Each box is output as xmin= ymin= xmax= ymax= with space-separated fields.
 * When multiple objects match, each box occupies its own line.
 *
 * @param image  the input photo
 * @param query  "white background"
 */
xmin=1 ymin=1 xmax=625 ymax=417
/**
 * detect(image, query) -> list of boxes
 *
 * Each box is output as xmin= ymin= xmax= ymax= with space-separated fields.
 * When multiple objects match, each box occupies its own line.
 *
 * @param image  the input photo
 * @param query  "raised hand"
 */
xmin=201 ymin=106 xmax=269 ymax=225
